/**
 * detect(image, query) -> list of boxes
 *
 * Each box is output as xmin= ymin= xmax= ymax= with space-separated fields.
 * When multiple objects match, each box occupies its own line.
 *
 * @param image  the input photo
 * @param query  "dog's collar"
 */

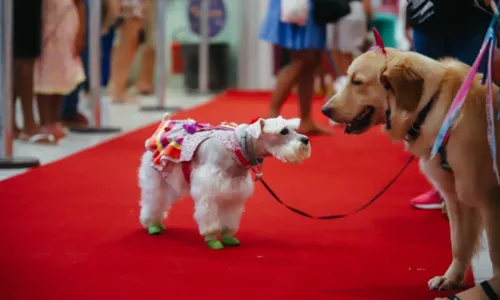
xmin=239 ymin=131 xmax=264 ymax=167
xmin=383 ymin=84 xmax=437 ymax=142
xmin=404 ymin=97 xmax=436 ymax=142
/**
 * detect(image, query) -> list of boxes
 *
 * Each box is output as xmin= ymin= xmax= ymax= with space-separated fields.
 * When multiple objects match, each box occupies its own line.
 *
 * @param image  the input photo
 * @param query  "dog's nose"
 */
xmin=321 ymin=105 xmax=332 ymax=117
xmin=300 ymin=137 xmax=309 ymax=145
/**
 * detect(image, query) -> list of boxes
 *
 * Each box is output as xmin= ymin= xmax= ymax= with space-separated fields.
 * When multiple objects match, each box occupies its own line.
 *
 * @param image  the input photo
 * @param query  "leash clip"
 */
xmin=253 ymin=164 xmax=263 ymax=181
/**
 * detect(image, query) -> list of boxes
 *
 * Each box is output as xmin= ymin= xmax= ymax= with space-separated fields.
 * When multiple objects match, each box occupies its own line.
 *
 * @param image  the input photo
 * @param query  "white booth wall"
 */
xmin=129 ymin=0 xmax=273 ymax=91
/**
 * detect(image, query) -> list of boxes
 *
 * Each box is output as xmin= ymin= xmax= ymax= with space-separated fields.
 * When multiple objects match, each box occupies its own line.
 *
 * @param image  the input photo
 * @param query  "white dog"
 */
xmin=138 ymin=116 xmax=311 ymax=249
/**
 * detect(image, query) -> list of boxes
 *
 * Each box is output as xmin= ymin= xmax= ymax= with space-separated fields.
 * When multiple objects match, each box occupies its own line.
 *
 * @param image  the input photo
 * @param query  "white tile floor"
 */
xmin=0 ymin=87 xmax=214 ymax=181
xmin=0 ymin=87 xmax=493 ymax=286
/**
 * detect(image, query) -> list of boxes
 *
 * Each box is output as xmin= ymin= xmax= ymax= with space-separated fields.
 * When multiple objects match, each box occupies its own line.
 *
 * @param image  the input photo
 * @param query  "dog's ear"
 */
xmin=286 ymin=118 xmax=301 ymax=130
xmin=381 ymin=59 xmax=424 ymax=112
xmin=246 ymin=118 xmax=265 ymax=139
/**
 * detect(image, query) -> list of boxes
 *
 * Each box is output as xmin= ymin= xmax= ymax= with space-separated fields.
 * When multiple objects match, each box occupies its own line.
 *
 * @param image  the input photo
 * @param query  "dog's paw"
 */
xmin=428 ymin=275 xmax=461 ymax=290
xmin=221 ymin=236 xmax=240 ymax=246
xmin=206 ymin=240 xmax=224 ymax=250
xmin=148 ymin=224 xmax=165 ymax=235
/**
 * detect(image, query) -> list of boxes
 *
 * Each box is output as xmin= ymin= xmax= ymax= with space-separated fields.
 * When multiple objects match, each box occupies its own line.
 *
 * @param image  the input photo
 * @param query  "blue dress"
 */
xmin=259 ymin=0 xmax=326 ymax=50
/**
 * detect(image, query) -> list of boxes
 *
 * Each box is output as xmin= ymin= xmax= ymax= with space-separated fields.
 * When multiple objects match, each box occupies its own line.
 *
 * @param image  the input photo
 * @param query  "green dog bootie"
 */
xmin=206 ymin=240 xmax=224 ymax=250
xmin=221 ymin=236 xmax=240 ymax=246
xmin=148 ymin=224 xmax=165 ymax=235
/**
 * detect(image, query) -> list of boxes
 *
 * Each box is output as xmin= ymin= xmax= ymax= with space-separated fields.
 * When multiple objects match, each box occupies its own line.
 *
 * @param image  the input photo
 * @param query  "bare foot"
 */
xmin=298 ymin=120 xmax=331 ymax=135
xmin=268 ymin=109 xmax=280 ymax=118
xmin=14 ymin=126 xmax=21 ymax=138
xmin=42 ymin=123 xmax=66 ymax=141
xmin=18 ymin=128 xmax=57 ymax=145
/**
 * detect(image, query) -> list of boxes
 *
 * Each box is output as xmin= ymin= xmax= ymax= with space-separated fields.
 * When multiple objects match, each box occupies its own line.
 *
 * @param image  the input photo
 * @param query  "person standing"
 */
xmin=34 ymin=0 xmax=86 ymax=142
xmin=405 ymin=0 xmax=493 ymax=210
xmin=13 ymin=0 xmax=53 ymax=143
xmin=260 ymin=0 xmax=330 ymax=135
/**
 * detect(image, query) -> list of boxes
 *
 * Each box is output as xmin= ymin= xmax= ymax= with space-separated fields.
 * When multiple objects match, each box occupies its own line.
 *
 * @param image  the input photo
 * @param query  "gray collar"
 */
xmin=239 ymin=131 xmax=264 ymax=167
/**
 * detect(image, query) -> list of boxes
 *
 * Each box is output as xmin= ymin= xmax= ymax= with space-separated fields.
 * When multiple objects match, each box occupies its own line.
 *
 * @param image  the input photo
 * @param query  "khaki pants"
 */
xmin=109 ymin=0 xmax=156 ymax=100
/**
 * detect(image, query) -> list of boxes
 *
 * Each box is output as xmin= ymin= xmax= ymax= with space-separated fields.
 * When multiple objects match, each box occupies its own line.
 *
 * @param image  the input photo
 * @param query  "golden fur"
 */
xmin=322 ymin=48 xmax=500 ymax=290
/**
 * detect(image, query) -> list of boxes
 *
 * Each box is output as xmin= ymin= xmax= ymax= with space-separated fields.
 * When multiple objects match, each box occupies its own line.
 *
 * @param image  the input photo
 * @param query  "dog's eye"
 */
xmin=280 ymin=128 xmax=289 ymax=135
xmin=351 ymin=79 xmax=363 ymax=86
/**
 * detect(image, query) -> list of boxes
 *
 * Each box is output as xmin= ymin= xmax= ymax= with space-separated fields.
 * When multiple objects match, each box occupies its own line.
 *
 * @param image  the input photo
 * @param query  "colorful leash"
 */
xmin=431 ymin=10 xmax=500 ymax=183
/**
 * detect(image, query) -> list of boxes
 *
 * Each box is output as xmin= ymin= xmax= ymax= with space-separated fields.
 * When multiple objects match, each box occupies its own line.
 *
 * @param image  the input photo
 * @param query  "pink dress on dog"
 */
xmin=145 ymin=119 xmax=252 ymax=182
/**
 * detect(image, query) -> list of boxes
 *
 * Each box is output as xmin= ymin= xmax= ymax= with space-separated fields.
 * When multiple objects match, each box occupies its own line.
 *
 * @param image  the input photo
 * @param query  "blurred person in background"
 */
xmin=328 ymin=0 xmax=374 ymax=90
xmin=33 ymin=0 xmax=86 ymax=142
xmin=12 ymin=0 xmax=50 ymax=143
xmin=61 ymin=0 xmax=120 ymax=128
xmin=108 ymin=0 xmax=156 ymax=104
xmin=260 ymin=0 xmax=330 ymax=135
xmin=405 ymin=0 xmax=494 ymax=210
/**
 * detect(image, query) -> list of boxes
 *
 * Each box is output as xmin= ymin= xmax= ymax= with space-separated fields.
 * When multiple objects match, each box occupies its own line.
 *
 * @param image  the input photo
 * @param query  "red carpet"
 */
xmin=0 ymin=91 xmax=472 ymax=300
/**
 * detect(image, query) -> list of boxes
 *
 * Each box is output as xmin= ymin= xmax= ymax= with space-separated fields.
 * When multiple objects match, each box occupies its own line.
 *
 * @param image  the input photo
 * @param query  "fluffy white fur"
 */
xmin=138 ymin=116 xmax=311 ymax=249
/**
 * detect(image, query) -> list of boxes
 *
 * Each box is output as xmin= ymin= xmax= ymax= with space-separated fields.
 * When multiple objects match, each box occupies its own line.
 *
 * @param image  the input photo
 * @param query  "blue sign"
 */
xmin=188 ymin=0 xmax=226 ymax=38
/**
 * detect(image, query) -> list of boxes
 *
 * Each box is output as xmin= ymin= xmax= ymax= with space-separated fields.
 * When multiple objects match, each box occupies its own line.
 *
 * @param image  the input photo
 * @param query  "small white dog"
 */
xmin=138 ymin=116 xmax=311 ymax=249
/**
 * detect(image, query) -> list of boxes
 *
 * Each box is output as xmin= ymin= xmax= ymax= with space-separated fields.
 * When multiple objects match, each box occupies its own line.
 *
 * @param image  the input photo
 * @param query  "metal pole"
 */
xmin=198 ymin=0 xmax=209 ymax=93
xmin=0 ymin=0 xmax=39 ymax=169
xmin=1 ymin=0 xmax=13 ymax=158
xmin=139 ymin=0 xmax=181 ymax=112
xmin=155 ymin=0 xmax=166 ymax=108
xmin=71 ymin=0 xmax=121 ymax=133
xmin=90 ymin=0 xmax=102 ymax=127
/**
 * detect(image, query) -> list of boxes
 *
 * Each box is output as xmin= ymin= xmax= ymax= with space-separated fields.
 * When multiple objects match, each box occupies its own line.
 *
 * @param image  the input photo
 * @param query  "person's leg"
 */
xmin=412 ymin=29 xmax=447 ymax=60
xmin=409 ymin=28 xmax=448 ymax=209
xmin=135 ymin=0 xmax=155 ymax=94
xmin=135 ymin=45 xmax=155 ymax=94
xmin=108 ymin=18 xmax=142 ymax=103
xmin=14 ymin=58 xmax=38 ymax=136
xmin=36 ymin=94 xmax=52 ymax=128
xmin=296 ymin=50 xmax=330 ymax=135
xmin=268 ymin=49 xmax=307 ymax=117
xmin=61 ymin=84 xmax=88 ymax=128
xmin=48 ymin=95 xmax=66 ymax=140
xmin=61 ymin=85 xmax=80 ymax=119
xmin=101 ymin=28 xmax=115 ymax=87
xmin=450 ymin=24 xmax=489 ymax=72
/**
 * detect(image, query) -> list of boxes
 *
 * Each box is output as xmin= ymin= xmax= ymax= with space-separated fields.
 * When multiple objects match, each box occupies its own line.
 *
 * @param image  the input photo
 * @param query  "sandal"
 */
xmin=447 ymin=281 xmax=499 ymax=300
xmin=41 ymin=124 xmax=66 ymax=141
xmin=18 ymin=131 xmax=57 ymax=145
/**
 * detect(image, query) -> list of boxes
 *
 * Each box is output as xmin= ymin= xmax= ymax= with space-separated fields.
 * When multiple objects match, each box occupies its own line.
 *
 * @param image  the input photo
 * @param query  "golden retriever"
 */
xmin=322 ymin=48 xmax=500 ymax=292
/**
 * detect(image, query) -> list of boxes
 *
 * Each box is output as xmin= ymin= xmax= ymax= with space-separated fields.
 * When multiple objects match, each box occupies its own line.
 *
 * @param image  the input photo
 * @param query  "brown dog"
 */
xmin=322 ymin=48 xmax=500 ymax=291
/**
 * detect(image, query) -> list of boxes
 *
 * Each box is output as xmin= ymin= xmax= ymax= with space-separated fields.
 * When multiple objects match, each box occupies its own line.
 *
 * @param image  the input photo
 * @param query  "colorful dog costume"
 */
xmin=145 ymin=118 xmax=256 ymax=182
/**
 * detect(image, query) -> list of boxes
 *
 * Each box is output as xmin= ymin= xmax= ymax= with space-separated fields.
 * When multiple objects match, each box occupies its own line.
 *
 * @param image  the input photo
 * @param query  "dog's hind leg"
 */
xmin=139 ymin=152 xmax=170 ymax=235
xmin=219 ymin=204 xmax=245 ymax=246
xmin=482 ymin=186 xmax=500 ymax=277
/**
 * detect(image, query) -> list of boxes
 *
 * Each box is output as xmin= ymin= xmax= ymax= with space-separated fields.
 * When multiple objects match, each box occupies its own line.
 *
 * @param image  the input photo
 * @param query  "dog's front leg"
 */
xmin=420 ymin=159 xmax=482 ymax=290
xmin=428 ymin=192 xmax=482 ymax=291
xmin=219 ymin=204 xmax=245 ymax=247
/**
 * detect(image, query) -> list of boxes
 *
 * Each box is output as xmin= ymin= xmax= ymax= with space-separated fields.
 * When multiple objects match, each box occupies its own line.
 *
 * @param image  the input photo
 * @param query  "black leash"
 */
xmin=255 ymin=155 xmax=415 ymax=220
